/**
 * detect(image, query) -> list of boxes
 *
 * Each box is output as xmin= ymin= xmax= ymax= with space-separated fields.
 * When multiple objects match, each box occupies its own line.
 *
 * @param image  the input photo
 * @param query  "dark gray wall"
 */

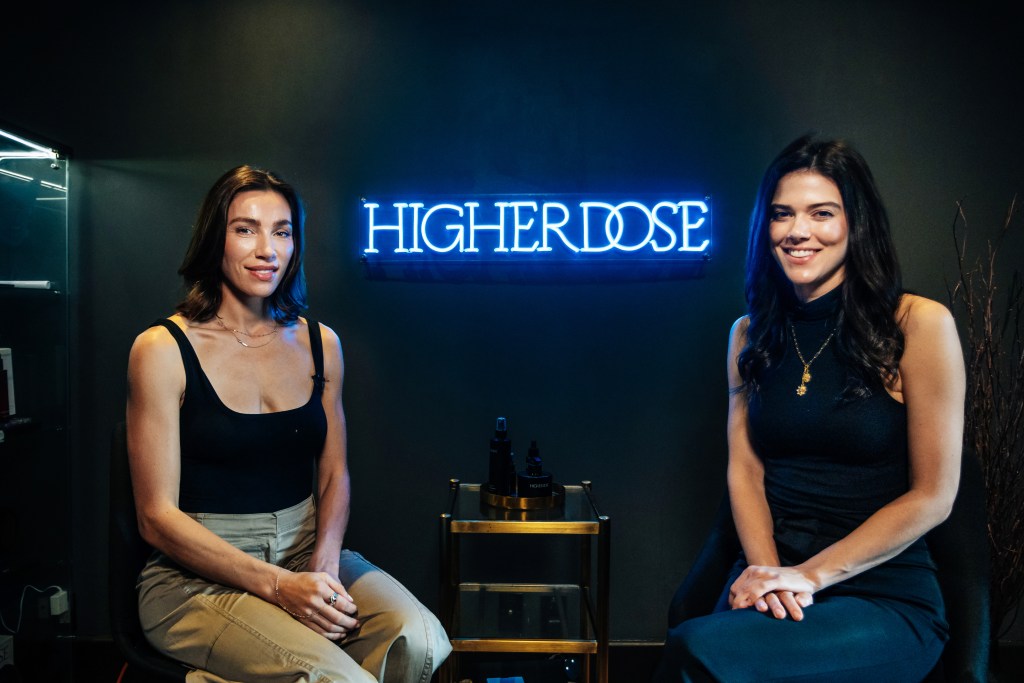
xmin=4 ymin=1 xmax=1021 ymax=641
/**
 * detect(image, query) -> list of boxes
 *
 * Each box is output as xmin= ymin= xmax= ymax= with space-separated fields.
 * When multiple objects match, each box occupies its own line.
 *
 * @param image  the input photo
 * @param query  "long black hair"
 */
xmin=737 ymin=135 xmax=904 ymax=400
xmin=176 ymin=165 xmax=307 ymax=324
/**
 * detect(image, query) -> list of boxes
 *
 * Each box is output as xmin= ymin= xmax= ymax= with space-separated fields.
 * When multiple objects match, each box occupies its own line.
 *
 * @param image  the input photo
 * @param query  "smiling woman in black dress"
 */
xmin=654 ymin=136 xmax=965 ymax=682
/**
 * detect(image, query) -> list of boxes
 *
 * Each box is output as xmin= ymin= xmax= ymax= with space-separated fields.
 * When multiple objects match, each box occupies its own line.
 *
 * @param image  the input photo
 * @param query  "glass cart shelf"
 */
xmin=439 ymin=480 xmax=610 ymax=683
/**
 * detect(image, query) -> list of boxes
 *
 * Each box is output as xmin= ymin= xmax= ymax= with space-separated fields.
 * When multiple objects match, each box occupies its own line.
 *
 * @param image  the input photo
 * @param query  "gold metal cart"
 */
xmin=439 ymin=479 xmax=610 ymax=683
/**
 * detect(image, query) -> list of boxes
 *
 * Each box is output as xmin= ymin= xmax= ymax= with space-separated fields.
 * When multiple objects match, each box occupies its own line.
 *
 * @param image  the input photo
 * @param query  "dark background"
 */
xmin=2 ymin=0 xmax=1021 ymax=647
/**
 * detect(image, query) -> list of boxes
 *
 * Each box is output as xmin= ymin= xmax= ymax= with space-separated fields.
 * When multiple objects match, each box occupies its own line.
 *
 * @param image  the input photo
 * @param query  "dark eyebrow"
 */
xmin=769 ymin=202 xmax=842 ymax=211
xmin=227 ymin=217 xmax=293 ymax=227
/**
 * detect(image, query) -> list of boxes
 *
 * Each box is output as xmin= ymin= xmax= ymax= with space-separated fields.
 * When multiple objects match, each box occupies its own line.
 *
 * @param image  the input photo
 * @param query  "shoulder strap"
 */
xmin=306 ymin=319 xmax=326 ymax=393
xmin=149 ymin=318 xmax=200 ymax=392
xmin=151 ymin=318 xmax=193 ymax=359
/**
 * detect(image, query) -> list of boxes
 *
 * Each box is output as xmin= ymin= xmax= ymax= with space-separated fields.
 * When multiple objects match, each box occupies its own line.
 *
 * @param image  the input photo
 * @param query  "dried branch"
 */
xmin=949 ymin=196 xmax=1024 ymax=639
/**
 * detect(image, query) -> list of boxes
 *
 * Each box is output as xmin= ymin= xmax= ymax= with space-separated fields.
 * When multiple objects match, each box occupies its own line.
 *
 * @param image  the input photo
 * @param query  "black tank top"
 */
xmin=746 ymin=287 xmax=931 ymax=569
xmin=152 ymin=319 xmax=328 ymax=514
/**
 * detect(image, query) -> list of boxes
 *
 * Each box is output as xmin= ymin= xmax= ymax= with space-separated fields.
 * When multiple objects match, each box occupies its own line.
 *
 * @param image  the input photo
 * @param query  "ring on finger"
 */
xmin=328 ymin=591 xmax=339 ymax=606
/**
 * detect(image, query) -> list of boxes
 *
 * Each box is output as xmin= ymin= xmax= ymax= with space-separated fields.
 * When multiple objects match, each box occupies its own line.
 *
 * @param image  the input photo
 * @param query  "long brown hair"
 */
xmin=738 ymin=135 xmax=904 ymax=400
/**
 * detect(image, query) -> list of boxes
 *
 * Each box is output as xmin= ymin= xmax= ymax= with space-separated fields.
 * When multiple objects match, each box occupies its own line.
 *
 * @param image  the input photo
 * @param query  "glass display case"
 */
xmin=0 ymin=124 xmax=73 ymax=679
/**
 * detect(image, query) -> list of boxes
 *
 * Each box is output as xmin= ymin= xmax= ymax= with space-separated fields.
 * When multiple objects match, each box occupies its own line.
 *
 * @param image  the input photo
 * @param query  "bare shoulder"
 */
xmin=897 ymin=294 xmax=957 ymax=339
xmin=301 ymin=318 xmax=344 ymax=381
xmin=318 ymin=320 xmax=342 ymax=348
xmin=129 ymin=316 xmax=184 ymax=368
xmin=727 ymin=315 xmax=750 ymax=389
xmin=127 ymin=315 xmax=186 ymax=402
xmin=897 ymin=294 xmax=964 ymax=385
xmin=302 ymin=318 xmax=342 ymax=353
xmin=729 ymin=315 xmax=750 ymax=348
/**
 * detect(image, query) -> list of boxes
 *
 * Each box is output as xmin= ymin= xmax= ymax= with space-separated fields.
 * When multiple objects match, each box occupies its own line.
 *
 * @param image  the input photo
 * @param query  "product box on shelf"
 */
xmin=0 ymin=347 xmax=14 ymax=417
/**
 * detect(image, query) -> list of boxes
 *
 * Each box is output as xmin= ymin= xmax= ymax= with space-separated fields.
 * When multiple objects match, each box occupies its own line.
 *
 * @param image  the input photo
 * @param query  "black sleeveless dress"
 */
xmin=655 ymin=287 xmax=949 ymax=683
xmin=746 ymin=287 xmax=946 ymax=622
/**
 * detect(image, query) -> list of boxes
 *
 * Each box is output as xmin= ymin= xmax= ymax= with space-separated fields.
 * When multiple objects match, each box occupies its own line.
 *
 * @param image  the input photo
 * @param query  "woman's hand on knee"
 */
xmin=275 ymin=570 xmax=360 ymax=640
xmin=311 ymin=579 xmax=360 ymax=641
xmin=307 ymin=600 xmax=360 ymax=641
xmin=729 ymin=565 xmax=816 ymax=619
xmin=760 ymin=590 xmax=813 ymax=621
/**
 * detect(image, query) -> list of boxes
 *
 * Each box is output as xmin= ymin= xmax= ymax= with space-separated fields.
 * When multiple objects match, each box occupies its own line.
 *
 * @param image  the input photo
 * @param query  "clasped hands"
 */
xmin=729 ymin=564 xmax=816 ymax=621
xmin=276 ymin=570 xmax=360 ymax=640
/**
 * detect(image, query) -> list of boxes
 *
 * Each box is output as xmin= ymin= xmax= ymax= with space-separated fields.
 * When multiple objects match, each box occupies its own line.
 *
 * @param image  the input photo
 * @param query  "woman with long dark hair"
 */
xmin=655 ymin=136 xmax=964 ymax=681
xmin=126 ymin=165 xmax=450 ymax=682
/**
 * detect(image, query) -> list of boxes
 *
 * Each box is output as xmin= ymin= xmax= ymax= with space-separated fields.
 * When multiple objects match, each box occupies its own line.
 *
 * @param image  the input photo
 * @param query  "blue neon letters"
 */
xmin=362 ymin=197 xmax=711 ymax=259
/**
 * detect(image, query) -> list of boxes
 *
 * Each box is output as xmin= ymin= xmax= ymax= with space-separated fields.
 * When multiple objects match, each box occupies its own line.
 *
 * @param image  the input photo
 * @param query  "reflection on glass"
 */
xmin=0 ymin=128 xmax=60 ymax=159
xmin=0 ymin=128 xmax=68 ymax=288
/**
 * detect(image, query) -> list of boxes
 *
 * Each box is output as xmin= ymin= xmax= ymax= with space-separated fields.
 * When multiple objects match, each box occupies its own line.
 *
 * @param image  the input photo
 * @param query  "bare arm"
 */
xmin=726 ymin=317 xmax=812 ymax=619
xmin=126 ymin=324 xmax=282 ymax=599
xmin=304 ymin=324 xmax=353 ymax=589
xmin=729 ymin=297 xmax=965 ymax=610
xmin=726 ymin=316 xmax=779 ymax=569
xmin=795 ymin=297 xmax=963 ymax=586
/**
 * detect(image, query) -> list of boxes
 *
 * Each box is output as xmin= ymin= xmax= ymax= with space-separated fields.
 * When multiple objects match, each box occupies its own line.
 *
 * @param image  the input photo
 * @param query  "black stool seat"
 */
xmin=108 ymin=421 xmax=189 ymax=682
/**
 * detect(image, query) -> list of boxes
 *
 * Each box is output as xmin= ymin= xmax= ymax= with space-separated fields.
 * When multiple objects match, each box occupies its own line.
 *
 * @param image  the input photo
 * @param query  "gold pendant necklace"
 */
xmin=789 ymin=323 xmax=836 ymax=396
xmin=215 ymin=315 xmax=279 ymax=349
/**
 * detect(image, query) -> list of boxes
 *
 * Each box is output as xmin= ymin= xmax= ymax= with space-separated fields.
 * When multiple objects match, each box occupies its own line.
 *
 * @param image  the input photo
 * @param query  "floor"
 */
xmin=0 ymin=638 xmax=1020 ymax=682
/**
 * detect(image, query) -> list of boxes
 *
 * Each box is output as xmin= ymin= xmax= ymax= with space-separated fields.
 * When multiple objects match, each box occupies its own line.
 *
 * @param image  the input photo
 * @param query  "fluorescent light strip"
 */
xmin=0 ymin=152 xmax=54 ymax=160
xmin=39 ymin=181 xmax=66 ymax=191
xmin=0 ymin=168 xmax=33 ymax=182
xmin=0 ymin=129 xmax=56 ymax=156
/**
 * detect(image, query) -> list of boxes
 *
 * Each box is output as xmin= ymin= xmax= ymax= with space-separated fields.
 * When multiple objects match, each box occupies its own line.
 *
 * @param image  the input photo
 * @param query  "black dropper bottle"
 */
xmin=487 ymin=417 xmax=515 ymax=496
xmin=517 ymin=439 xmax=552 ymax=497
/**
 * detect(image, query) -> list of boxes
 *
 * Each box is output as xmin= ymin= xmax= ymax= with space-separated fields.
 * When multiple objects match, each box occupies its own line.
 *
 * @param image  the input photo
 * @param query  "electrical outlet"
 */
xmin=50 ymin=588 xmax=69 ymax=617
xmin=0 ymin=634 xmax=13 ymax=669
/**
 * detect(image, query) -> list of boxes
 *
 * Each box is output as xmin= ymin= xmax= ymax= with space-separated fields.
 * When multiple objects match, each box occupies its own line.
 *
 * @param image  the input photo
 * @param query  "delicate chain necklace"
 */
xmin=215 ymin=315 xmax=279 ymax=349
xmin=789 ymin=322 xmax=836 ymax=396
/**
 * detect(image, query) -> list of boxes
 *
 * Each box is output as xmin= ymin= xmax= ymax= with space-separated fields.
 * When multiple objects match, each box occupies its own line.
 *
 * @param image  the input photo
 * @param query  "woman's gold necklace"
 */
xmin=215 ymin=315 xmax=279 ymax=349
xmin=789 ymin=323 xmax=836 ymax=396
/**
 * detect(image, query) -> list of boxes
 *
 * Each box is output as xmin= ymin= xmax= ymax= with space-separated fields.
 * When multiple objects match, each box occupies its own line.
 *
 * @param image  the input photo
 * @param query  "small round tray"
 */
xmin=480 ymin=483 xmax=566 ymax=510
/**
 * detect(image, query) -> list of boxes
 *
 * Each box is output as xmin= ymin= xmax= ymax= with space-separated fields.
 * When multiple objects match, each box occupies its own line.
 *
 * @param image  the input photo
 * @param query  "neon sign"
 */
xmin=361 ymin=196 xmax=711 ymax=261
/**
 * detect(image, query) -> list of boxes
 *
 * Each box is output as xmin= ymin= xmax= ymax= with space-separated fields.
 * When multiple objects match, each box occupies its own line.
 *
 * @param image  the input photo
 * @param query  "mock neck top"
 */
xmin=787 ymin=284 xmax=843 ymax=323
